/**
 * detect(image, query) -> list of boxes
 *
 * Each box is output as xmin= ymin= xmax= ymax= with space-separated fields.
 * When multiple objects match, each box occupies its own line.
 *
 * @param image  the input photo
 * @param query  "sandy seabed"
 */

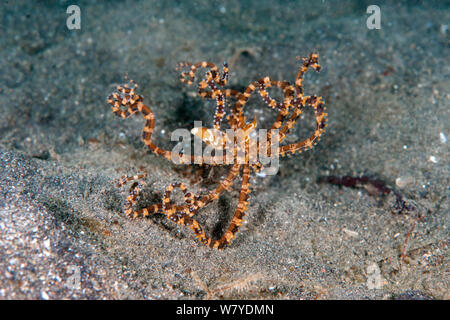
xmin=0 ymin=0 xmax=448 ymax=299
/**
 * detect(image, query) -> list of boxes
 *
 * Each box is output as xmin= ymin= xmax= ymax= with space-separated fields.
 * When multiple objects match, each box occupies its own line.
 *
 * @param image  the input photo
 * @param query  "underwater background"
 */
xmin=0 ymin=0 xmax=448 ymax=299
